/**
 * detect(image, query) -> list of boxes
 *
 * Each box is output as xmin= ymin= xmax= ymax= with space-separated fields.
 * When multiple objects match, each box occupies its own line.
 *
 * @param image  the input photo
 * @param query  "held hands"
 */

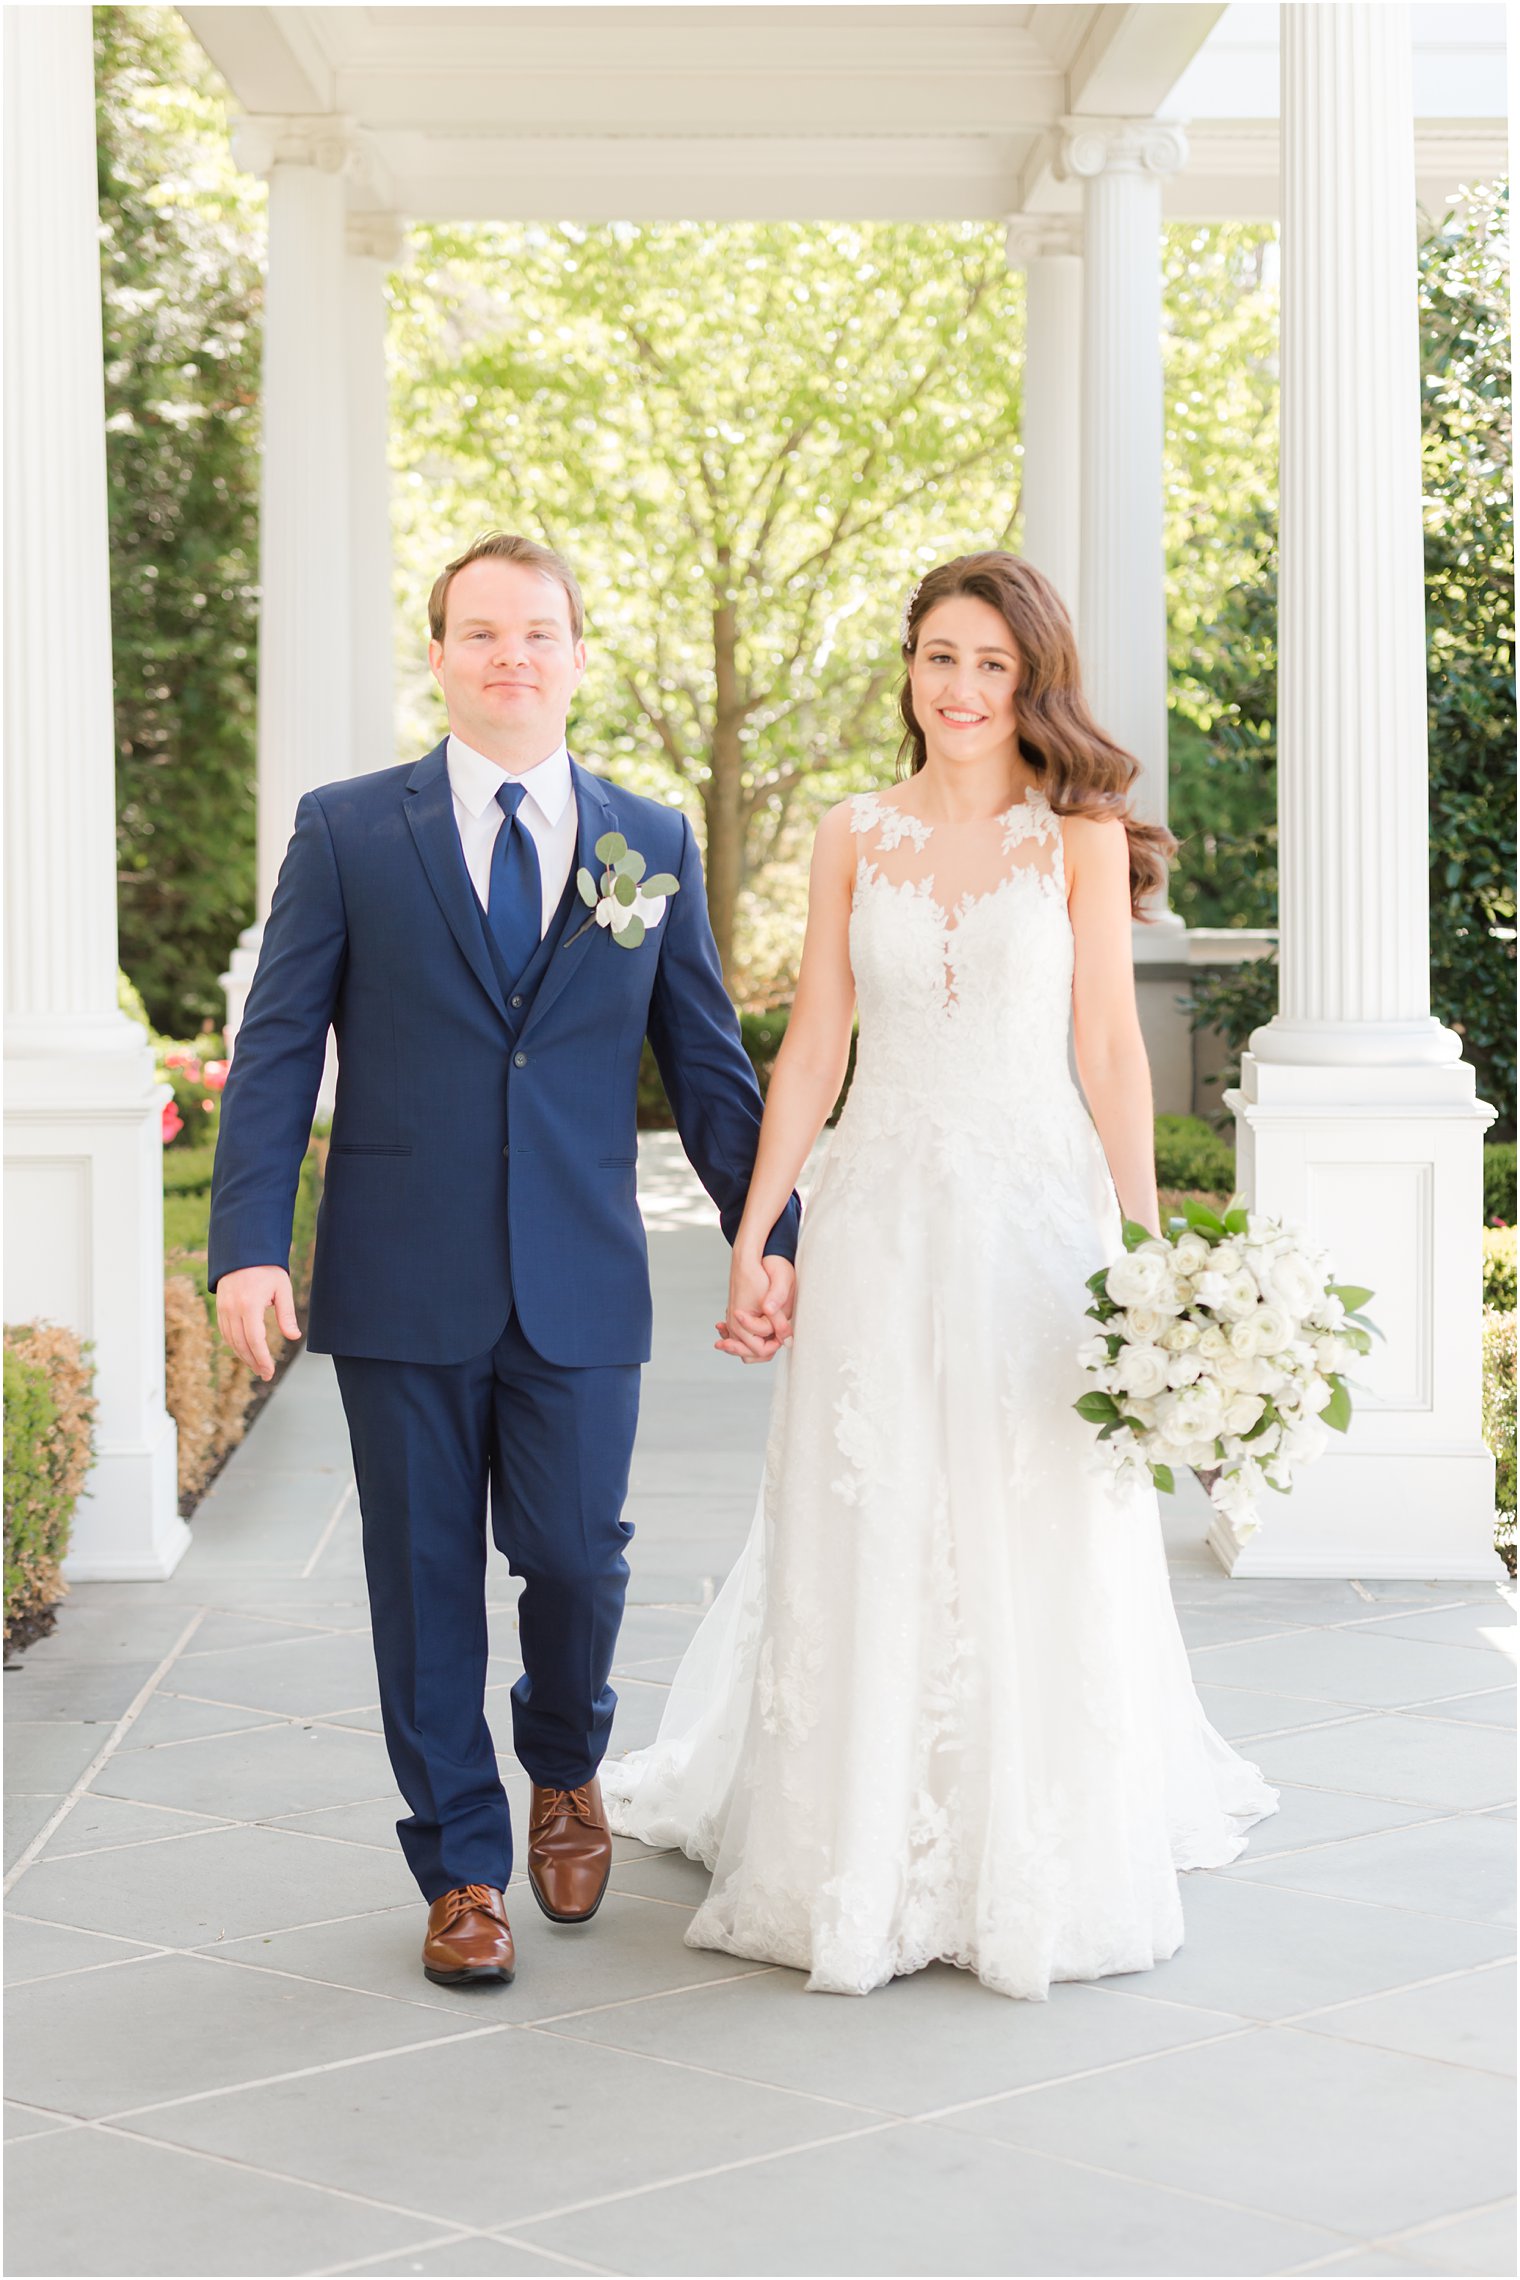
xmin=215 ymin=1264 xmax=301 ymax=1383
xmin=716 ymin=1250 xmax=795 ymax=1365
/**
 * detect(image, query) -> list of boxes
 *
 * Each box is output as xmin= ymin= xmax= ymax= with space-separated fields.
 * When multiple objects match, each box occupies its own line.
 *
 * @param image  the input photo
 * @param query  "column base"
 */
xmin=1205 ymin=1446 xmax=1505 ymax=1581
xmin=5 ymin=1037 xmax=185 ymax=1584
xmin=1224 ymin=1048 xmax=1502 ymax=1582
xmin=63 ymin=1406 xmax=190 ymax=1580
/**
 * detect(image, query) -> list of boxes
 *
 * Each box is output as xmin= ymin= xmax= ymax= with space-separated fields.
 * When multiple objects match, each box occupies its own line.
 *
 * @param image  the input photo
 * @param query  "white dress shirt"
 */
xmin=446 ymin=732 xmax=578 ymax=940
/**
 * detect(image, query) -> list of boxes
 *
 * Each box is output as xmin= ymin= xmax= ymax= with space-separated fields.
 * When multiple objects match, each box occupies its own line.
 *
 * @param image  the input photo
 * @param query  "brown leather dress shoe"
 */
xmin=422 ymin=1884 xmax=516 ymax=1986
xmin=527 ymin=1777 xmax=613 ymax=1923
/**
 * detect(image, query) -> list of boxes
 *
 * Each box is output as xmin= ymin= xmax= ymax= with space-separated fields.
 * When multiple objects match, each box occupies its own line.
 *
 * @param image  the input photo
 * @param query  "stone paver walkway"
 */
xmin=4 ymin=1136 xmax=1516 ymax=2277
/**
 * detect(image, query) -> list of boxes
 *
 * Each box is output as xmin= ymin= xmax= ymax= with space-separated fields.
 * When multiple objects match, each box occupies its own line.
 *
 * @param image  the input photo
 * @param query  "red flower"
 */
xmin=162 ymin=1100 xmax=184 ymax=1144
xmin=203 ymin=1059 xmax=229 ymax=1091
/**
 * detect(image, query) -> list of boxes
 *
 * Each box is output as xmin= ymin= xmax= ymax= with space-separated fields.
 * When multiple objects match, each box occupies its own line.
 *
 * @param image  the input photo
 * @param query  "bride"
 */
xmin=602 ymin=550 xmax=1280 ymax=2001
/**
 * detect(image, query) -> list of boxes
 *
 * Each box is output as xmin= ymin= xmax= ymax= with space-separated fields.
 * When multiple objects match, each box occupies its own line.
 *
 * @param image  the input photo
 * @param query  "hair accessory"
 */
xmin=899 ymin=576 xmax=925 ymax=648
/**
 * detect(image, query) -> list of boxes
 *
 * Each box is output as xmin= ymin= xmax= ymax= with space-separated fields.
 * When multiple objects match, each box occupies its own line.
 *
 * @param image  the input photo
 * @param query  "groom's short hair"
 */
xmin=429 ymin=532 xmax=584 ymax=644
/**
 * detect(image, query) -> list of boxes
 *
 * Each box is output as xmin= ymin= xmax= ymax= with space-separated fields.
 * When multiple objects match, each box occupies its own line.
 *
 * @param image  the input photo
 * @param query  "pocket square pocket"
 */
xmin=329 ymin=1142 xmax=413 ymax=1157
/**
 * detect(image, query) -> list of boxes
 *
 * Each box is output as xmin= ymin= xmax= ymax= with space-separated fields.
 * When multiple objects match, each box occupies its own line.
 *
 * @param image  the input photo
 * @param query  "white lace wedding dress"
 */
xmin=602 ymin=785 xmax=1280 ymax=2000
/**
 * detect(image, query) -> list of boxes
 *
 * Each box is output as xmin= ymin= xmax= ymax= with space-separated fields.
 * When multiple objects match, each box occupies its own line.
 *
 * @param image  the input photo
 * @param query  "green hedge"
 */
xmin=1486 ymin=1142 xmax=1516 ymax=1227
xmin=1483 ymin=1228 xmax=1517 ymax=1313
xmin=3 ymin=1328 xmax=97 ymax=1650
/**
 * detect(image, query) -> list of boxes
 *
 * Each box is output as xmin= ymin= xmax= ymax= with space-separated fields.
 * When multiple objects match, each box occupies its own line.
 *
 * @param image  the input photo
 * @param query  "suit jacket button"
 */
xmin=513 ymin=1051 xmax=527 ymax=1068
xmin=511 ymin=994 xmax=524 ymax=1008
xmin=501 ymin=1145 xmax=510 ymax=1158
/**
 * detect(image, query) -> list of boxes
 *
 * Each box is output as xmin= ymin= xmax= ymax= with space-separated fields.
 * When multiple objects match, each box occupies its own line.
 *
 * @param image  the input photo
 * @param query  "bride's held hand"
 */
xmin=716 ymin=1249 xmax=795 ymax=1364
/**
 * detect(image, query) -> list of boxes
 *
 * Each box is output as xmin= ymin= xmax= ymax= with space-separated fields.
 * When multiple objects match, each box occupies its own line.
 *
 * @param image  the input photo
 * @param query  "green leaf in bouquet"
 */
xmin=1074 ymin=1390 xmax=1122 ymax=1422
xmin=1150 ymin=1462 xmax=1176 ymax=1494
xmin=613 ymin=874 xmax=638 ymax=907
xmin=1085 ymin=1267 xmax=1110 ymax=1293
xmin=642 ymin=872 xmax=680 ymax=896
xmin=1223 ymin=1206 xmax=1250 ymax=1235
xmin=1240 ymin=1405 xmax=1276 ymax=1441
xmin=1120 ymin=1218 xmax=1154 ymax=1252
xmin=1328 ymin=1282 xmax=1374 ymax=1313
xmin=1322 ymin=1376 xmax=1353 ymax=1432
xmin=1182 ymin=1197 xmax=1228 ymax=1236
xmin=576 ymin=867 xmax=599 ymax=907
xmin=1340 ymin=1324 xmax=1373 ymax=1355
xmin=613 ymin=915 xmax=646 ymax=950
xmin=615 ymin=849 xmax=647 ymax=882
xmin=594 ymin=830 xmax=628 ymax=863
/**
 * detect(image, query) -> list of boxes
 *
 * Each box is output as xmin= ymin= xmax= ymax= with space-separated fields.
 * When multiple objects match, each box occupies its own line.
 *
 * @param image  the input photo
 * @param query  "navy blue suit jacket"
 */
xmin=207 ymin=740 xmax=800 ymax=1367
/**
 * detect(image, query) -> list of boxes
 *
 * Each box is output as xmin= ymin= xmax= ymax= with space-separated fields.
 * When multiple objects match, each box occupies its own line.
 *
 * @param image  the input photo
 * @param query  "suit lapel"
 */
xmin=519 ymin=757 xmax=619 ymax=1040
xmin=403 ymin=739 xmax=510 ymax=1024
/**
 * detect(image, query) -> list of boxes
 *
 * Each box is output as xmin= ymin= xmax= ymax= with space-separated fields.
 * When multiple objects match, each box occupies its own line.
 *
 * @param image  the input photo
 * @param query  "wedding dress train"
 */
xmin=602 ymin=785 xmax=1279 ymax=1999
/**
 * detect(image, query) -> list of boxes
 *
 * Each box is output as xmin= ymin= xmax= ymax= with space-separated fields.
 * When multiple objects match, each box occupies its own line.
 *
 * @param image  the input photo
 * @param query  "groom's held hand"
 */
xmin=715 ymin=1251 xmax=795 ymax=1365
xmin=216 ymin=1264 xmax=300 ymax=1383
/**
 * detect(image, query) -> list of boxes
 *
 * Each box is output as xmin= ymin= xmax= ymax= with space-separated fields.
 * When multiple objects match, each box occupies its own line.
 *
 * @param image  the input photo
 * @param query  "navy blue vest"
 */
xmin=474 ymin=863 xmax=579 ymax=1040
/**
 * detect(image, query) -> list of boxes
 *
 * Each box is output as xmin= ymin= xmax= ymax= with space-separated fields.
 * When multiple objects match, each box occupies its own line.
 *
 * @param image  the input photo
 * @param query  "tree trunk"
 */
xmin=704 ymin=579 xmax=745 ymax=987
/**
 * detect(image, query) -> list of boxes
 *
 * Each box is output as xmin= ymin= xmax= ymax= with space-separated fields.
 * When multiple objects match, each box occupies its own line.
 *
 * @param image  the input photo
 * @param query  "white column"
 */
xmin=223 ymin=117 xmax=355 ymax=1050
xmin=1059 ymin=117 xmax=1188 ymax=925
xmin=1221 ymin=3 xmax=1500 ymax=1580
xmin=1004 ymin=217 xmax=1083 ymax=627
xmin=346 ymin=213 xmax=401 ymax=776
xmin=3 ymin=8 xmax=186 ymax=1577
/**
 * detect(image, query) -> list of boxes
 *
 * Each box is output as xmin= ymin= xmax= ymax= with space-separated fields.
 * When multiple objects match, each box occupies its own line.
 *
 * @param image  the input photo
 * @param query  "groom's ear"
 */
xmin=427 ymin=638 xmax=445 ymax=685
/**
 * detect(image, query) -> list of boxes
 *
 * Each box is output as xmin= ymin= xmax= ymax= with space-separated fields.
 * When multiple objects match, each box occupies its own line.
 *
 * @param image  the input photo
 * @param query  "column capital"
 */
xmin=1056 ymin=116 xmax=1189 ymax=182
xmin=347 ymin=211 xmax=405 ymax=264
xmin=232 ymin=112 xmax=363 ymax=181
xmin=1004 ymin=214 xmax=1083 ymax=268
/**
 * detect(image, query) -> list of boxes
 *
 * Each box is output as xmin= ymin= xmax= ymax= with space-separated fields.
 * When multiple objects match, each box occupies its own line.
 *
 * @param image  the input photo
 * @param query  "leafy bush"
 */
xmin=3 ymin=1326 xmax=97 ymax=1651
xmin=1153 ymin=1115 xmax=1236 ymax=1193
xmin=162 ymin=1135 xmax=326 ymax=1506
xmin=1486 ymin=1142 xmax=1516 ymax=1226
xmin=1483 ymin=1228 xmax=1517 ymax=1312
xmin=1482 ymin=1309 xmax=1516 ymax=1575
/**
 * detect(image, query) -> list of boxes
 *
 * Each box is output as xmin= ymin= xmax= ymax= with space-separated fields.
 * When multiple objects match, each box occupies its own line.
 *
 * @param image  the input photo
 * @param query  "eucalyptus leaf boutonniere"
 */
xmin=565 ymin=832 xmax=681 ymax=952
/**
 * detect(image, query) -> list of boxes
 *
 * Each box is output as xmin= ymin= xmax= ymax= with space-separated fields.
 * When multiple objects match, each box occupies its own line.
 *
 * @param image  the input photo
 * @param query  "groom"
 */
xmin=209 ymin=533 xmax=799 ymax=1988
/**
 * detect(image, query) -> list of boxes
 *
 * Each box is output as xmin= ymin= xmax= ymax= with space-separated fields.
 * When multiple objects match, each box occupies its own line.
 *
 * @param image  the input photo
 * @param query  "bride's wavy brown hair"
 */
xmin=897 ymin=551 xmax=1176 ymax=918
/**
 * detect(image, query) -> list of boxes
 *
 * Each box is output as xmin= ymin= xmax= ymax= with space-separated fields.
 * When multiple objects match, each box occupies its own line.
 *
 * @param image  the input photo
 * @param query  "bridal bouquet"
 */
xmin=1074 ymin=1196 xmax=1376 ymax=1536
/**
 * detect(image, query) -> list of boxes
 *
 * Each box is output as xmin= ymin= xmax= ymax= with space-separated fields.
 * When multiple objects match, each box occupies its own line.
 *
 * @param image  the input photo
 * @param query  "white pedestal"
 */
xmin=1221 ymin=1050 xmax=1502 ymax=1580
xmin=5 ymin=1033 xmax=189 ymax=1581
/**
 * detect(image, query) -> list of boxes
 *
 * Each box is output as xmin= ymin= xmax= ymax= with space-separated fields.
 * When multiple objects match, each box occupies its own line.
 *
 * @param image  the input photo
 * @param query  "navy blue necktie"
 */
xmin=486 ymin=781 xmax=543 ymax=987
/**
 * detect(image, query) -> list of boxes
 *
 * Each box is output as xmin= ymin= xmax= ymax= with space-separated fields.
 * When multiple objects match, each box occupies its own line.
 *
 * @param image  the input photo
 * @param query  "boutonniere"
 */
xmin=565 ymin=831 xmax=681 ymax=951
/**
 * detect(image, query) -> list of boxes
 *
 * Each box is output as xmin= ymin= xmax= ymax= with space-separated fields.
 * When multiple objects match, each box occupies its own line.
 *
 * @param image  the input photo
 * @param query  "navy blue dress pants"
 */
xmin=333 ymin=1310 xmax=640 ymax=1900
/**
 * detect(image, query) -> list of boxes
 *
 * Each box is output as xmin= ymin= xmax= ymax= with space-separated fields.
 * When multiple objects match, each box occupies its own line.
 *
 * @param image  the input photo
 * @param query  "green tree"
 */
xmin=392 ymin=222 xmax=1023 ymax=988
xmin=96 ymin=5 xmax=263 ymax=1034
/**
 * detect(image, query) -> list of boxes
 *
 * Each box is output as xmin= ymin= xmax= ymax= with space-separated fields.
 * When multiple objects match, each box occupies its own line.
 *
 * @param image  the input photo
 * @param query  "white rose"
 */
xmin=1228 ymin=1313 xmax=1268 ymax=1359
xmin=1166 ymin=1349 xmax=1205 ymax=1388
xmin=1197 ymin=1323 xmax=1232 ymax=1360
xmin=1123 ymin=1302 xmax=1172 ymax=1343
xmin=1124 ymin=1395 xmax=1160 ymax=1428
xmin=1114 ymin=1343 xmax=1171 ymax=1399
xmin=1219 ymin=1269 xmax=1264 ymax=1321
xmin=1104 ymin=1250 xmax=1176 ymax=1308
xmin=1223 ymin=1391 xmax=1266 ymax=1434
xmin=1280 ymin=1416 xmax=1328 ymax=1464
xmin=1191 ymin=1271 xmax=1231 ymax=1311
xmin=1172 ymin=1232 xmax=1212 ymax=1273
xmin=1257 ymin=1252 xmax=1323 ymax=1317
xmin=1211 ymin=1242 xmax=1243 ymax=1273
xmin=1161 ymin=1320 xmax=1201 ymax=1353
xmin=1158 ymin=1383 xmax=1226 ymax=1448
